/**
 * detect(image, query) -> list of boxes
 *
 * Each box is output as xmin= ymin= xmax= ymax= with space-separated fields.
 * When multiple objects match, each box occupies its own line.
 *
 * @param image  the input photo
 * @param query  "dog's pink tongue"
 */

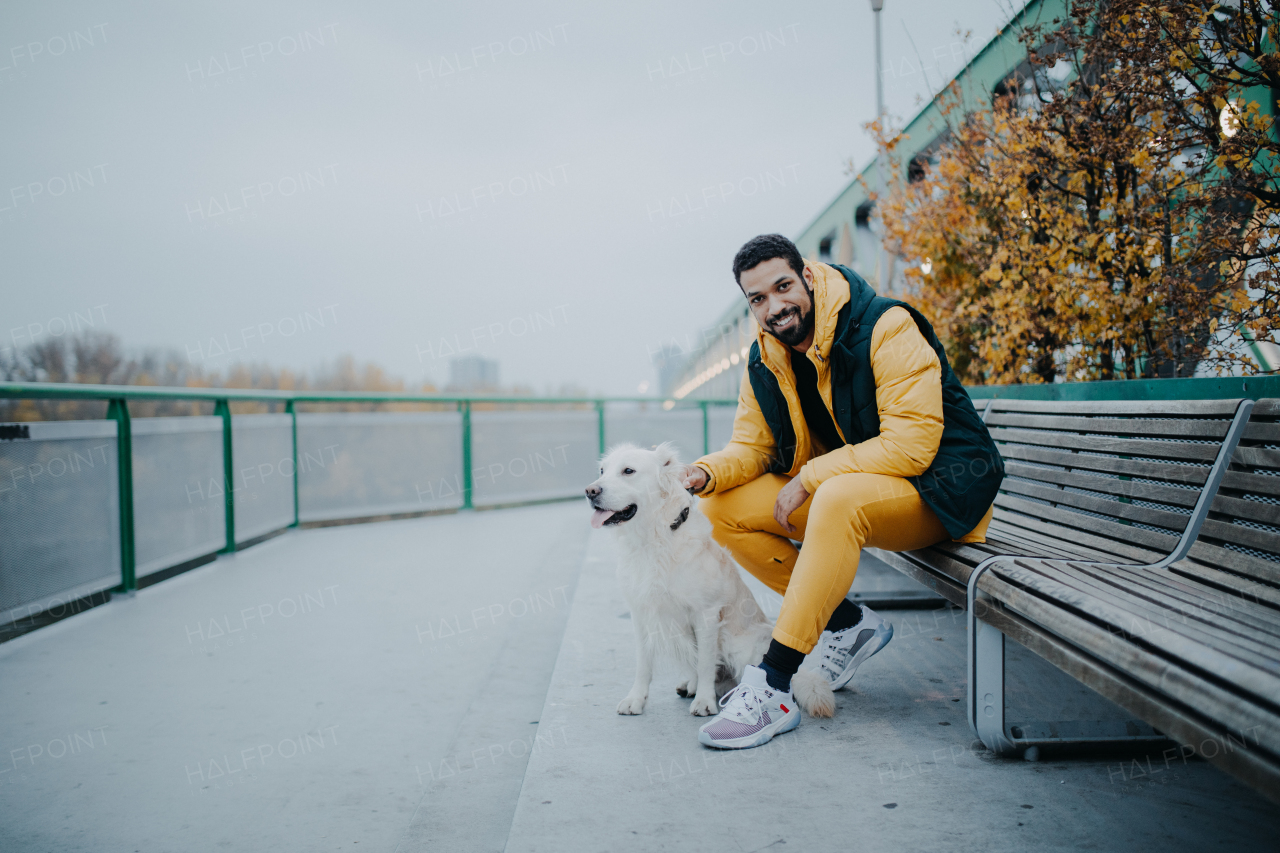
xmin=590 ymin=508 xmax=613 ymax=529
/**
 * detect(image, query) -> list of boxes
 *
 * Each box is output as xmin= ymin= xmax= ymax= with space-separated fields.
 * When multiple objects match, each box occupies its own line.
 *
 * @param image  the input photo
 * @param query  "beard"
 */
xmin=764 ymin=288 xmax=815 ymax=347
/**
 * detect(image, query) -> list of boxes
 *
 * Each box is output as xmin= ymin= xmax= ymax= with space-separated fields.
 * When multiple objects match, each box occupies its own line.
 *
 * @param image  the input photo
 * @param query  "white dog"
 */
xmin=585 ymin=443 xmax=833 ymax=718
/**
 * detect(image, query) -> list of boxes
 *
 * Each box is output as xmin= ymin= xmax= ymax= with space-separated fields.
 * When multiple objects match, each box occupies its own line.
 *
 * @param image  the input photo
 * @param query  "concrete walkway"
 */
xmin=0 ymin=502 xmax=1275 ymax=852
xmin=506 ymin=529 xmax=1276 ymax=852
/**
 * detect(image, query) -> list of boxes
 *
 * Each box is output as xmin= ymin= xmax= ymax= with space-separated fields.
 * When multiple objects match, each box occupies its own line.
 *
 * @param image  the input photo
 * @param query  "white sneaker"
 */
xmin=697 ymin=665 xmax=800 ymax=750
xmin=812 ymin=604 xmax=894 ymax=691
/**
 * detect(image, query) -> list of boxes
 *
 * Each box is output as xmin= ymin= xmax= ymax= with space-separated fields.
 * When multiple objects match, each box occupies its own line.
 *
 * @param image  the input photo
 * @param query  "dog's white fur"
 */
xmin=586 ymin=443 xmax=834 ymax=718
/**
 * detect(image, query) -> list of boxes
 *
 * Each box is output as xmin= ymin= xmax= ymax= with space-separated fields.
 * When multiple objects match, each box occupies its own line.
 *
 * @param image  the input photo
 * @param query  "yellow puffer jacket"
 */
xmin=693 ymin=261 xmax=991 ymax=542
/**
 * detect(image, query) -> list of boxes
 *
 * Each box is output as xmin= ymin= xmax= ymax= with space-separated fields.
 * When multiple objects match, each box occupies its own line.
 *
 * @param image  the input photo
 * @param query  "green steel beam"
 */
xmin=215 ymin=399 xmax=235 ymax=553
xmin=460 ymin=400 xmax=473 ymax=510
xmin=105 ymin=399 xmax=136 ymax=592
xmin=286 ymin=399 xmax=300 ymax=527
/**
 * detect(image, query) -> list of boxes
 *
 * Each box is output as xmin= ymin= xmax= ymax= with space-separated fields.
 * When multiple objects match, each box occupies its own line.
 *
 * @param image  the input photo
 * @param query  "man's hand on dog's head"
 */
xmin=680 ymin=465 xmax=708 ymax=494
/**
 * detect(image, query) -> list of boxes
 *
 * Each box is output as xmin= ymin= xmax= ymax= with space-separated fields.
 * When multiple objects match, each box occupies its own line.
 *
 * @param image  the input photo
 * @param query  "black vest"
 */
xmin=747 ymin=265 xmax=1004 ymax=539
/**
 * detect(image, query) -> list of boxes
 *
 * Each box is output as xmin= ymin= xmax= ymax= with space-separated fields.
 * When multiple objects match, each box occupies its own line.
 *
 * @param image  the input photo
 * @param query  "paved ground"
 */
xmin=1 ymin=502 xmax=1275 ymax=852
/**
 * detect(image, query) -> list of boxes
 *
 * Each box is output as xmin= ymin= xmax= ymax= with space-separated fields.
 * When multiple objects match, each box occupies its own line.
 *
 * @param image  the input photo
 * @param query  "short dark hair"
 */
xmin=732 ymin=234 xmax=804 ymax=285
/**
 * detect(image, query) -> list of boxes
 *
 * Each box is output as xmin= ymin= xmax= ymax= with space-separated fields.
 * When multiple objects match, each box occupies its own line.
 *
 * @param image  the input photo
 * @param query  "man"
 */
xmin=682 ymin=234 xmax=1004 ymax=750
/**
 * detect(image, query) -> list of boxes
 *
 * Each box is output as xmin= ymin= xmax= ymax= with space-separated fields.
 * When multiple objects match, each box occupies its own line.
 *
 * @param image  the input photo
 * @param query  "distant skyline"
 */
xmin=2 ymin=1 xmax=1025 ymax=395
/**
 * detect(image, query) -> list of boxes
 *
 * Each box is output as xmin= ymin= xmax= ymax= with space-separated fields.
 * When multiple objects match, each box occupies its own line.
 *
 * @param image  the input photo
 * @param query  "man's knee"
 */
xmin=699 ymin=491 xmax=732 ymax=530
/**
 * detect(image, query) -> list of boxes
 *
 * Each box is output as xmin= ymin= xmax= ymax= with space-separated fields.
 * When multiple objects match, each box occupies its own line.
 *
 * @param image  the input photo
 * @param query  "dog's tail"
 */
xmin=790 ymin=669 xmax=835 ymax=718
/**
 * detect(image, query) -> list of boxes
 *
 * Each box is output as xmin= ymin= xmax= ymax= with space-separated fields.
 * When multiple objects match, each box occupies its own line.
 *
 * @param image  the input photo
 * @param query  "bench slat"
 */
xmin=1170 ymin=555 xmax=1280 ymax=608
xmin=990 ymin=562 xmax=1280 ymax=702
xmin=990 ymin=426 xmax=1221 ymax=462
xmin=1181 ymin=539 xmax=1280 ymax=587
xmin=982 ymin=575 xmax=1280 ymax=758
xmin=1243 ymin=421 xmax=1280 ymax=443
xmin=995 ymin=494 xmax=1179 ymax=552
xmin=999 ymin=479 xmax=1193 ymax=530
xmin=1221 ymin=469 xmax=1280 ymax=498
xmin=1209 ymin=493 xmax=1280 ymax=528
xmin=1000 ymin=443 xmax=1210 ymax=486
xmin=989 ymin=513 xmax=1168 ymax=564
xmin=1041 ymin=562 xmax=1280 ymax=658
xmin=987 ymin=412 xmax=1231 ymax=439
xmin=1198 ymin=519 xmax=1280 ymax=562
xmin=988 ymin=398 xmax=1243 ymax=417
xmin=1236 ymin=446 xmax=1280 ymax=469
xmin=1093 ymin=564 xmax=1280 ymax=636
xmin=1004 ymin=461 xmax=1201 ymax=508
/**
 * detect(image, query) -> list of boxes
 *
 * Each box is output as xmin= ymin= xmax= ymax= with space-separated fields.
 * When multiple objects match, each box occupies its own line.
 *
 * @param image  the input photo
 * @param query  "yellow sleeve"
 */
xmin=693 ymin=369 xmax=777 ymax=496
xmin=798 ymin=307 xmax=943 ymax=492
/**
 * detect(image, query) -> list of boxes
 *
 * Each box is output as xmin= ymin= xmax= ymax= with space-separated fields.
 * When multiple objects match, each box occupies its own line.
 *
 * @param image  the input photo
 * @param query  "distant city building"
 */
xmin=448 ymin=355 xmax=499 ymax=392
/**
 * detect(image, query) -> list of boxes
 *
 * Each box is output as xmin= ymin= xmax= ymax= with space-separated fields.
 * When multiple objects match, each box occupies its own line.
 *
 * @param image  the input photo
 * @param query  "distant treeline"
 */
xmin=0 ymin=329 xmax=445 ymax=421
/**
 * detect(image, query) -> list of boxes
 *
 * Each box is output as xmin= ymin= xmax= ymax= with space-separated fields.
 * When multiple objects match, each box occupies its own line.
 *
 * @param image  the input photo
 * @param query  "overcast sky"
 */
xmin=2 ymin=1 xmax=1023 ymax=395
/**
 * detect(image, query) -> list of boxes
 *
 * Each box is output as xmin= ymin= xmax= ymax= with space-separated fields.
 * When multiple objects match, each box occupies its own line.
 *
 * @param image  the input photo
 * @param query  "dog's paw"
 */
xmin=675 ymin=678 xmax=696 ymax=698
xmin=688 ymin=693 xmax=718 ymax=716
xmin=617 ymin=694 xmax=647 ymax=715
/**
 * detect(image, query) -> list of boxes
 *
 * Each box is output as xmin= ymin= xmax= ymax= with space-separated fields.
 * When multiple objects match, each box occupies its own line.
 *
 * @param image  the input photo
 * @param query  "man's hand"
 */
xmin=680 ymin=465 xmax=708 ymax=494
xmin=773 ymin=478 xmax=809 ymax=535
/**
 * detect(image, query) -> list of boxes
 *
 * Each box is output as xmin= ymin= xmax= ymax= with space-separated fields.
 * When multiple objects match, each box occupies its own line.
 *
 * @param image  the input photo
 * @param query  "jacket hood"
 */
xmin=755 ymin=261 xmax=851 ymax=374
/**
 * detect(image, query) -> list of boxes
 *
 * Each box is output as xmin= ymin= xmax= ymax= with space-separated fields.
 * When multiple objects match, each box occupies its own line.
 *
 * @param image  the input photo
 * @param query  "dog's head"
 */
xmin=584 ymin=442 xmax=686 ymax=530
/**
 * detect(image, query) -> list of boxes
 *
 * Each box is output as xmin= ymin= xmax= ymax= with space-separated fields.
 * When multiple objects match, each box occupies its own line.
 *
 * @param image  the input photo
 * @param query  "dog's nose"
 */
xmin=585 ymin=484 xmax=601 ymax=498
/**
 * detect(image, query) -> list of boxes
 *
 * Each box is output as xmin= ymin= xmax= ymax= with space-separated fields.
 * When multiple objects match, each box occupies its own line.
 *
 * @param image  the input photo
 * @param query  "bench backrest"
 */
xmin=983 ymin=398 xmax=1244 ymax=563
xmin=1170 ymin=398 xmax=1280 ymax=604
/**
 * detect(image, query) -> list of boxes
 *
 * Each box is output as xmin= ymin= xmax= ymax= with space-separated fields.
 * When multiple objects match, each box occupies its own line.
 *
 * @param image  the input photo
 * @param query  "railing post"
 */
xmin=460 ymin=400 xmax=473 ymax=509
xmin=105 ymin=399 xmax=136 ymax=592
xmin=596 ymin=400 xmax=606 ymax=455
xmin=215 ymin=399 xmax=235 ymax=552
xmin=287 ymin=399 xmax=300 ymax=527
xmin=700 ymin=401 xmax=709 ymax=456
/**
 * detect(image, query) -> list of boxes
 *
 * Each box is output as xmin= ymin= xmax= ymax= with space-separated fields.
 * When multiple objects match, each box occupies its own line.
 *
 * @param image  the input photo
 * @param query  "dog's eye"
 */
xmin=623 ymin=467 xmax=635 ymax=475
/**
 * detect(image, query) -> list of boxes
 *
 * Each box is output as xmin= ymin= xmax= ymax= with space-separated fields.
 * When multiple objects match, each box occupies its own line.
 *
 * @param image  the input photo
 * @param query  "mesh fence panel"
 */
xmin=0 ymin=420 xmax=120 ymax=625
xmin=470 ymin=410 xmax=598 ymax=506
xmin=132 ymin=417 xmax=226 ymax=578
xmin=604 ymin=405 xmax=704 ymax=463
xmin=231 ymin=414 xmax=295 ymax=542
xmin=296 ymin=411 xmax=463 ymax=522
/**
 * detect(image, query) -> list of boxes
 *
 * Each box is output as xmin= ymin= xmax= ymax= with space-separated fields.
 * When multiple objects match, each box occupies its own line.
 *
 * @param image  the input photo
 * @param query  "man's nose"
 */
xmin=585 ymin=484 xmax=601 ymax=498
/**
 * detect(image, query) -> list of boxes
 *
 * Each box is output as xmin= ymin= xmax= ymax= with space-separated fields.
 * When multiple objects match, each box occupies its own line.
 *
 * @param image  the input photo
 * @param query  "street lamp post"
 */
xmin=871 ymin=0 xmax=890 ymax=294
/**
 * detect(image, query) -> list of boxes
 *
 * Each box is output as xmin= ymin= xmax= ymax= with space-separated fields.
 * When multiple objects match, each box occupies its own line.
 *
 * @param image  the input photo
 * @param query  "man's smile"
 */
xmin=770 ymin=309 xmax=800 ymax=331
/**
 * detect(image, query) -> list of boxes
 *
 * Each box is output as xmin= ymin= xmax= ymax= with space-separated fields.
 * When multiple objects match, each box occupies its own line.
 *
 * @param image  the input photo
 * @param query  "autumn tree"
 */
xmin=878 ymin=0 xmax=1279 ymax=383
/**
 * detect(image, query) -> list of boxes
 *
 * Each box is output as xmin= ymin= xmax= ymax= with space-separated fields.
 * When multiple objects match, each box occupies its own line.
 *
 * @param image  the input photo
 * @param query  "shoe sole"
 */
xmin=698 ymin=711 xmax=800 ymax=750
xmin=830 ymin=621 xmax=893 ymax=692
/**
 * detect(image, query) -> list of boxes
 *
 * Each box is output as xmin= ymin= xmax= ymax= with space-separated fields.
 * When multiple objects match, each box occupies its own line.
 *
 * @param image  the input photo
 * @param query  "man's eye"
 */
xmin=623 ymin=468 xmax=635 ymax=475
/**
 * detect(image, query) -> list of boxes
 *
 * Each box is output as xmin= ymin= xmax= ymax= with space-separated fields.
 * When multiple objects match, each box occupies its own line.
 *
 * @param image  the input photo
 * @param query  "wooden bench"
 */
xmin=867 ymin=396 xmax=1280 ymax=800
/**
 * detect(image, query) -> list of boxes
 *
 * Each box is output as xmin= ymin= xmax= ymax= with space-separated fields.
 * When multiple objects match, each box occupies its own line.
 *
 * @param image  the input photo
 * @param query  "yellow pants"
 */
xmin=701 ymin=473 xmax=953 ymax=654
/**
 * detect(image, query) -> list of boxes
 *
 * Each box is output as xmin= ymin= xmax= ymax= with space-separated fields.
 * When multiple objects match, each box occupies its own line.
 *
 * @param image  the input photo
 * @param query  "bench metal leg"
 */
xmin=973 ymin=608 xmax=1015 ymax=755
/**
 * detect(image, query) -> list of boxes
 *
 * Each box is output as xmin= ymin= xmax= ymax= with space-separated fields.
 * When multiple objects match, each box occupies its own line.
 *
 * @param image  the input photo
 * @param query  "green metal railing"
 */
xmin=3 ymin=372 xmax=1278 ymax=597
xmin=0 ymin=382 xmax=736 ymax=593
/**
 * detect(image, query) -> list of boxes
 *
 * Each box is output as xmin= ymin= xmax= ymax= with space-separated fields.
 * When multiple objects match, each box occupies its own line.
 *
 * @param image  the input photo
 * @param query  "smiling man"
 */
xmin=681 ymin=234 xmax=1005 ymax=750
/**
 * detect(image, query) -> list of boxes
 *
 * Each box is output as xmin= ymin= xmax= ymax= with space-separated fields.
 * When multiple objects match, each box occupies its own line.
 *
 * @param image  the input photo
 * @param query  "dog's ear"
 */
xmin=654 ymin=442 xmax=684 ymax=497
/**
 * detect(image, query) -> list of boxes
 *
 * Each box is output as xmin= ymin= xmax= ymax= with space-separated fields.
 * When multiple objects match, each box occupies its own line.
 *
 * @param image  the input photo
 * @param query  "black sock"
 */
xmin=824 ymin=599 xmax=863 ymax=634
xmin=759 ymin=639 xmax=805 ymax=692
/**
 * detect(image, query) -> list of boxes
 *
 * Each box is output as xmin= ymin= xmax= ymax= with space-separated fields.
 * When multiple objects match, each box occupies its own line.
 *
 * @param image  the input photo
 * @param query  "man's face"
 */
xmin=739 ymin=257 xmax=815 ymax=349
